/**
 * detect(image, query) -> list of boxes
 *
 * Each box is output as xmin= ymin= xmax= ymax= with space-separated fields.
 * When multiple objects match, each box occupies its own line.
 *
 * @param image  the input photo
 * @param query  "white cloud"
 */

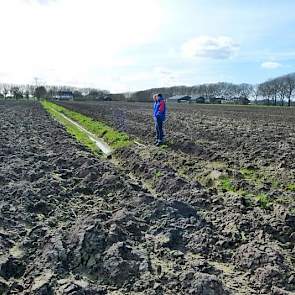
xmin=181 ymin=36 xmax=239 ymax=59
xmin=0 ymin=0 xmax=163 ymax=89
xmin=261 ymin=61 xmax=282 ymax=69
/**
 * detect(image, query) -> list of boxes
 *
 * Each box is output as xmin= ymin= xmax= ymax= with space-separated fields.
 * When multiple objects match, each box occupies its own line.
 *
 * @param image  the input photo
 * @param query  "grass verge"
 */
xmin=42 ymin=101 xmax=102 ymax=156
xmin=42 ymin=101 xmax=131 ymax=150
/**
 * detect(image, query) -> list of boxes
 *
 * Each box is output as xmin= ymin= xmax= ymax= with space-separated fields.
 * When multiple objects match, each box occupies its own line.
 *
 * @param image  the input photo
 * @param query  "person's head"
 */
xmin=157 ymin=93 xmax=163 ymax=100
xmin=153 ymin=94 xmax=158 ymax=102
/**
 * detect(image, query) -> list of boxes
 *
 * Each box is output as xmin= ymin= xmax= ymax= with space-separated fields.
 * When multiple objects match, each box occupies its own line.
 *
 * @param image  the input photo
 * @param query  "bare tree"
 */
xmin=11 ymin=86 xmax=23 ymax=99
xmin=277 ymin=78 xmax=287 ymax=106
xmin=3 ymin=84 xmax=10 ymax=99
xmin=34 ymin=86 xmax=47 ymax=100
xmin=284 ymin=74 xmax=295 ymax=107
xmin=270 ymin=79 xmax=280 ymax=106
xmin=252 ymin=84 xmax=261 ymax=104
xmin=258 ymin=82 xmax=273 ymax=105
xmin=238 ymin=83 xmax=253 ymax=99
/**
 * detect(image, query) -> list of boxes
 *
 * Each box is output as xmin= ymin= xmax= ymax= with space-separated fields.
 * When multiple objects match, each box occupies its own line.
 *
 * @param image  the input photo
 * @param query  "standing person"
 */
xmin=153 ymin=93 xmax=166 ymax=146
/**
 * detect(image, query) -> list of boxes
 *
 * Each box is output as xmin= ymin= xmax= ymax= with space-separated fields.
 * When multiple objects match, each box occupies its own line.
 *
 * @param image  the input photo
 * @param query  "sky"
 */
xmin=0 ymin=0 xmax=295 ymax=93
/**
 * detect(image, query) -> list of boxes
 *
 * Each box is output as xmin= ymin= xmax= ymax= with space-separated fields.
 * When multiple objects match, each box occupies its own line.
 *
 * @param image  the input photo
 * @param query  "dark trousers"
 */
xmin=155 ymin=117 xmax=164 ymax=142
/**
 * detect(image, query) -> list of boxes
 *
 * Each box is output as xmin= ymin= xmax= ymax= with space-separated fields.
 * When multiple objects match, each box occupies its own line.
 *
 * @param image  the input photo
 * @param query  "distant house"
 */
xmin=94 ymin=95 xmax=113 ymax=101
xmin=110 ymin=93 xmax=126 ymax=101
xmin=103 ymin=95 xmax=112 ymax=101
xmin=97 ymin=95 xmax=112 ymax=101
xmin=239 ymin=97 xmax=250 ymax=105
xmin=223 ymin=97 xmax=250 ymax=105
xmin=55 ymin=91 xmax=74 ymax=100
xmin=209 ymin=97 xmax=222 ymax=104
xmin=194 ymin=96 xmax=205 ymax=103
xmin=168 ymin=95 xmax=192 ymax=103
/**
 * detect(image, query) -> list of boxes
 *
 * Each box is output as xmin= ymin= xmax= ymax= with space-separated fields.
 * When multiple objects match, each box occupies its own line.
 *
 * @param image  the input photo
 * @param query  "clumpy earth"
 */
xmin=57 ymin=101 xmax=295 ymax=169
xmin=58 ymin=101 xmax=295 ymax=212
xmin=0 ymin=100 xmax=294 ymax=294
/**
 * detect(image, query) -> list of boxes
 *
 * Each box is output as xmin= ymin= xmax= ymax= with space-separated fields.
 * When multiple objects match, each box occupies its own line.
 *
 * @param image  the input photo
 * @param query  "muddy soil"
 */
xmin=57 ymin=101 xmax=295 ymax=170
xmin=0 ymin=100 xmax=294 ymax=294
xmin=58 ymin=101 xmax=295 ymax=215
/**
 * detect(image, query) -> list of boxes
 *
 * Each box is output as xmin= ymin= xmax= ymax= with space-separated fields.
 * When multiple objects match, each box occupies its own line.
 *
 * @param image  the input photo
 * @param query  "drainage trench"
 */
xmin=48 ymin=106 xmax=157 ymax=197
xmin=48 ymin=107 xmax=113 ymax=156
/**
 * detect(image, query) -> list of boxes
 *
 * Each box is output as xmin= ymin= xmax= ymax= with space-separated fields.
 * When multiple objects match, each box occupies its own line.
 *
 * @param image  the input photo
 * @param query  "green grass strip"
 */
xmin=42 ymin=101 xmax=102 ymax=156
xmin=287 ymin=183 xmax=295 ymax=192
xmin=42 ymin=101 xmax=131 ymax=150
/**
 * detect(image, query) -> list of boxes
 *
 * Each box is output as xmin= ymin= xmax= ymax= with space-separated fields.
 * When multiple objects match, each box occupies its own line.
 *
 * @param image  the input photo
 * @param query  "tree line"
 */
xmin=127 ymin=72 xmax=295 ymax=106
xmin=128 ymin=83 xmax=253 ymax=103
xmin=1 ymin=72 xmax=295 ymax=105
xmin=0 ymin=83 xmax=109 ymax=100
xmin=257 ymin=73 xmax=295 ymax=106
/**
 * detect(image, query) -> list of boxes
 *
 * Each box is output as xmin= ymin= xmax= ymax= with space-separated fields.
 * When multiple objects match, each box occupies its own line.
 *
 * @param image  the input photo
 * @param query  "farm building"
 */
xmin=110 ymin=93 xmax=126 ymax=101
xmin=193 ymin=96 xmax=206 ymax=103
xmin=96 ymin=95 xmax=112 ymax=101
xmin=168 ymin=95 xmax=192 ymax=103
xmin=54 ymin=91 xmax=74 ymax=100
xmin=222 ymin=97 xmax=250 ymax=105
xmin=208 ymin=97 xmax=223 ymax=104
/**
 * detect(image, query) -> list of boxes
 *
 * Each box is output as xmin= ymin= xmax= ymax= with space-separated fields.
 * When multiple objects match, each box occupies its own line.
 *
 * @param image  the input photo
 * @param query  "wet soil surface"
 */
xmin=0 ymin=100 xmax=294 ymax=294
